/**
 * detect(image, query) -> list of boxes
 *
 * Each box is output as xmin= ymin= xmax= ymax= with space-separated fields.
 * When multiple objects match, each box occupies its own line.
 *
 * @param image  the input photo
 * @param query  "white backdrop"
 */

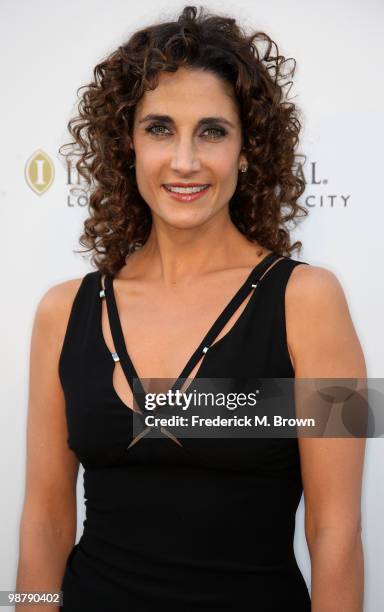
xmin=1 ymin=0 xmax=383 ymax=609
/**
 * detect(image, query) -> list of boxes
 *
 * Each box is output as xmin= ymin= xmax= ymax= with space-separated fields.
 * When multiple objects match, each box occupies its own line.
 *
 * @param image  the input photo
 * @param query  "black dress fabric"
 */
xmin=58 ymin=251 xmax=311 ymax=611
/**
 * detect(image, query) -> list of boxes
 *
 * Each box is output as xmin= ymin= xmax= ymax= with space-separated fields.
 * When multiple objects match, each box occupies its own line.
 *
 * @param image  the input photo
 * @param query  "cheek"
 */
xmin=135 ymin=151 xmax=166 ymax=195
xmin=136 ymin=148 xmax=164 ymax=175
xmin=212 ymin=161 xmax=239 ymax=194
xmin=207 ymin=150 xmax=239 ymax=179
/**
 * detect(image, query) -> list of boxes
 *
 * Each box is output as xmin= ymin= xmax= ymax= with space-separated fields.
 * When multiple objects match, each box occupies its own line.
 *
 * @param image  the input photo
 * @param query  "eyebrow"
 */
xmin=137 ymin=114 xmax=236 ymax=129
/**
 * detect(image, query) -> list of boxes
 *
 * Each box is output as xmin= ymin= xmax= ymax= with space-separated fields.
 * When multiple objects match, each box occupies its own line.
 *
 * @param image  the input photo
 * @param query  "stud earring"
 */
xmin=240 ymin=164 xmax=248 ymax=173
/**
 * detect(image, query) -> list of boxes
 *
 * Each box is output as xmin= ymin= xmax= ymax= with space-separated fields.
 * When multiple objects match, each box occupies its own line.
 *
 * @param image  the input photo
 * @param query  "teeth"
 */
xmin=165 ymin=185 xmax=209 ymax=194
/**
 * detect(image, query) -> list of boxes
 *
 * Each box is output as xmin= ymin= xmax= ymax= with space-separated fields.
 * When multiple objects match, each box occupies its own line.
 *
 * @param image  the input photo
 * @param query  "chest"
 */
xmin=100 ymin=276 xmax=258 ymax=381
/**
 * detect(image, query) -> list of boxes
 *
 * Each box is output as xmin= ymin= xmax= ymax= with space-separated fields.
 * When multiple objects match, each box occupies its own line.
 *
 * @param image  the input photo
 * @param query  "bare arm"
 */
xmin=286 ymin=265 xmax=366 ymax=612
xmin=15 ymin=279 xmax=82 ymax=611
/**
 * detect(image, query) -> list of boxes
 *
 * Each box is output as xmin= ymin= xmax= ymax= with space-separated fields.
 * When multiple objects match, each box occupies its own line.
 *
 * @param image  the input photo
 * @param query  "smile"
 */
xmin=162 ymin=184 xmax=210 ymax=202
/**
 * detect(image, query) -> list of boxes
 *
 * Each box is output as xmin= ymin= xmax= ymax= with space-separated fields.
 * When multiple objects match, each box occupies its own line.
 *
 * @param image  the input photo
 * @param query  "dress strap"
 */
xmin=103 ymin=275 xmax=140 ymax=391
xmin=173 ymin=252 xmax=283 ymax=386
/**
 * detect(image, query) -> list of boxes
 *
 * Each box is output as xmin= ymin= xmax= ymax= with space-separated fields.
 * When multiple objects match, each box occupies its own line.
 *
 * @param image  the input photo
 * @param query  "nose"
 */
xmin=169 ymin=138 xmax=201 ymax=174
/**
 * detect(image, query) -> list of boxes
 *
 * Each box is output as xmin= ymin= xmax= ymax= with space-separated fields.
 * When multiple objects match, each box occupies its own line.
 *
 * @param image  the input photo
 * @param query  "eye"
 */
xmin=202 ymin=127 xmax=227 ymax=139
xmin=144 ymin=124 xmax=227 ymax=139
xmin=145 ymin=124 xmax=170 ymax=136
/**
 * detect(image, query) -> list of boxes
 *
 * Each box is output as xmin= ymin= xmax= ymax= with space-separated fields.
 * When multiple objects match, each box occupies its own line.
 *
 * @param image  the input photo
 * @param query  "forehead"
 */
xmin=135 ymin=67 xmax=239 ymax=121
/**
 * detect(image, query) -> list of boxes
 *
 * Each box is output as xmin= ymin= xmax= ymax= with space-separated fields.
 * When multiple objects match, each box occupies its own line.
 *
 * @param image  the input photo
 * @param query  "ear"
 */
xmin=238 ymin=153 xmax=247 ymax=170
xmin=127 ymin=133 xmax=135 ymax=151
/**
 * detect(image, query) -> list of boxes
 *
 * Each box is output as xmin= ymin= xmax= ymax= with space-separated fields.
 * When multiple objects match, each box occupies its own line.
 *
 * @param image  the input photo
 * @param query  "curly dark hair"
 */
xmin=59 ymin=4 xmax=308 ymax=276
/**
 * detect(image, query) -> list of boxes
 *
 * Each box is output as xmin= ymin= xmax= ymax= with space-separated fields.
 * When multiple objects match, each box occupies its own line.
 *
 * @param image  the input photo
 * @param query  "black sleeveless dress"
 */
xmin=58 ymin=251 xmax=311 ymax=611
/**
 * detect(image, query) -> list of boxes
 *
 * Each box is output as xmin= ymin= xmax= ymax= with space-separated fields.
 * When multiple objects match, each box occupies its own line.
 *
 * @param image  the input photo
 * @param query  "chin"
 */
xmin=158 ymin=208 xmax=213 ymax=230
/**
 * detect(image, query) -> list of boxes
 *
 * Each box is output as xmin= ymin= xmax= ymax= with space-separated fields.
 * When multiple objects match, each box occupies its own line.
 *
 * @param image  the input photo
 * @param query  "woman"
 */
xmin=16 ymin=5 xmax=366 ymax=611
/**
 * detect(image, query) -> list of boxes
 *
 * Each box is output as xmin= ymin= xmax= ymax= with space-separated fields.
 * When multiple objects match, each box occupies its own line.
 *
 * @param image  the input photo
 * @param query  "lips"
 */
xmin=161 ymin=184 xmax=211 ymax=202
xmin=163 ymin=183 xmax=210 ymax=187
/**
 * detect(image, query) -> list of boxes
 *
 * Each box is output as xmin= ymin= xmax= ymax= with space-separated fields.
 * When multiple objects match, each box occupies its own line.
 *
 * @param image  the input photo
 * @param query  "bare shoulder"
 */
xmin=286 ymin=262 xmax=345 ymax=303
xmin=284 ymin=263 xmax=366 ymax=378
xmin=33 ymin=276 xmax=84 ymax=351
xmin=38 ymin=276 xmax=84 ymax=312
